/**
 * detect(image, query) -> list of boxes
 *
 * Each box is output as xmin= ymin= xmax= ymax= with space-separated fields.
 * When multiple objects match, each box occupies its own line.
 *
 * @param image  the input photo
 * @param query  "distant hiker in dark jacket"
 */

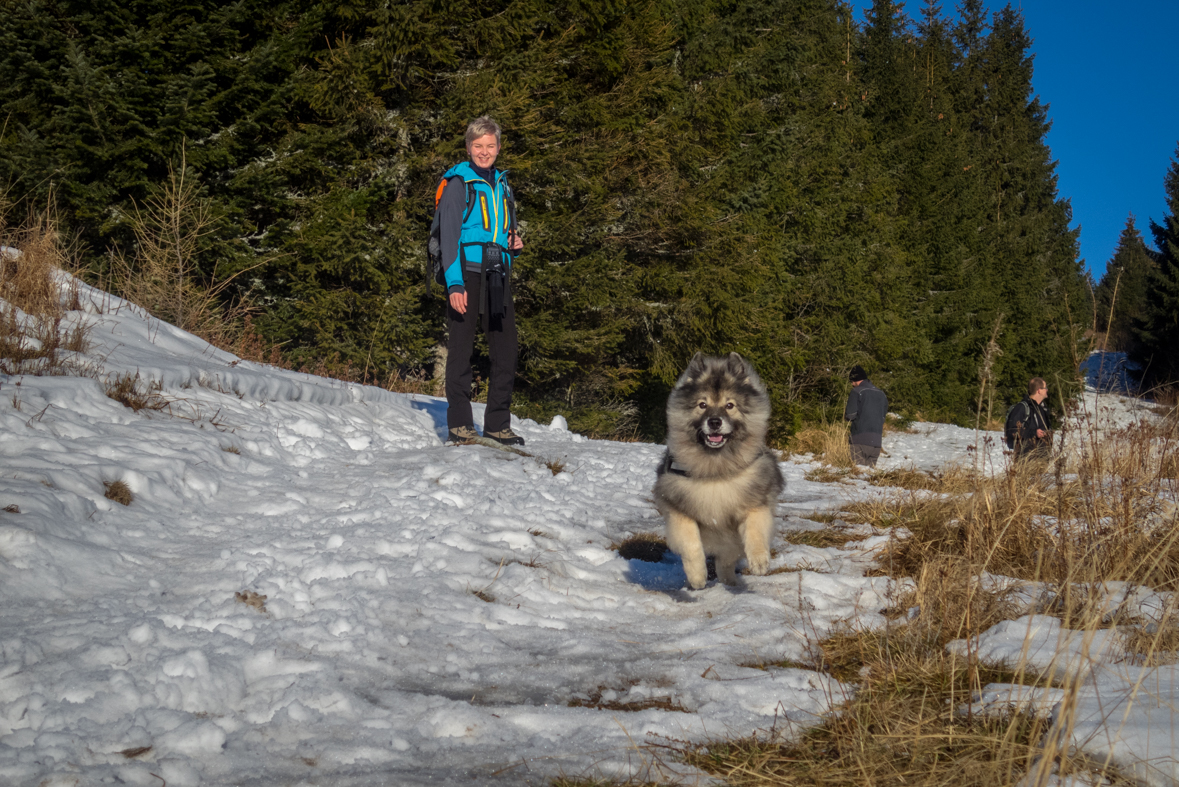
xmin=438 ymin=116 xmax=525 ymax=446
xmin=1005 ymin=377 xmax=1052 ymax=462
xmin=844 ymin=366 xmax=888 ymax=467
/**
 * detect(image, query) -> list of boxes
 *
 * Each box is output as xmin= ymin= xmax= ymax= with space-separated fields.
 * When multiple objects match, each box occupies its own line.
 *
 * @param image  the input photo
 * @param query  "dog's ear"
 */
xmin=685 ymin=352 xmax=707 ymax=379
xmin=726 ymin=352 xmax=750 ymax=380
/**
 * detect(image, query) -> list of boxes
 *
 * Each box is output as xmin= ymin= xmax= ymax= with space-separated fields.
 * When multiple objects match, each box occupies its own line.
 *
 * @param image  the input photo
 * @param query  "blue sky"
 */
xmin=850 ymin=0 xmax=1179 ymax=279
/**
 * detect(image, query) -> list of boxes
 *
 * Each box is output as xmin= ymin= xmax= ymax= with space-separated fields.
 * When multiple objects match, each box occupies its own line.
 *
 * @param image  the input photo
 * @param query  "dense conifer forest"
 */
xmin=2 ymin=0 xmax=1171 ymax=437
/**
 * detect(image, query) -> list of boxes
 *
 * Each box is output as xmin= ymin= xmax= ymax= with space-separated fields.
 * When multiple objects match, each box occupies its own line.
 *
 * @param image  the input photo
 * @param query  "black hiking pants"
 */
xmin=445 ymin=267 xmax=517 ymax=434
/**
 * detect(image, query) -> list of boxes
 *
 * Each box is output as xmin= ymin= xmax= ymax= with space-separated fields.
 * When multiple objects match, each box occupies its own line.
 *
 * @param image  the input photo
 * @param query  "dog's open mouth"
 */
xmin=701 ymin=432 xmax=728 ymax=448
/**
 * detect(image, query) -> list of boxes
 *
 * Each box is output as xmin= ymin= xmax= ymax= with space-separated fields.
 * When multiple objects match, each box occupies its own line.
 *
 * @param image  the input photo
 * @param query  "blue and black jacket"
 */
xmin=437 ymin=161 xmax=515 ymax=294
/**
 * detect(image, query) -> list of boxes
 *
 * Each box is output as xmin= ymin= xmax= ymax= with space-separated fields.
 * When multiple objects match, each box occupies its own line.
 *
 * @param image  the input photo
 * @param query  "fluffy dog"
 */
xmin=652 ymin=353 xmax=784 ymax=589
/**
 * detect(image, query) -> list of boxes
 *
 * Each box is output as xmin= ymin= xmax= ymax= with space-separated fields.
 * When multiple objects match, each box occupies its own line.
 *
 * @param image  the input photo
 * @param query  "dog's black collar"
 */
xmin=662 ymin=452 xmax=692 ymax=477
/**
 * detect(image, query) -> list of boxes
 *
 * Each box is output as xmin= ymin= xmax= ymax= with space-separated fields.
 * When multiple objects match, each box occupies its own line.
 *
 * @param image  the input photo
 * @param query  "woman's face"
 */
xmin=467 ymin=133 xmax=500 ymax=169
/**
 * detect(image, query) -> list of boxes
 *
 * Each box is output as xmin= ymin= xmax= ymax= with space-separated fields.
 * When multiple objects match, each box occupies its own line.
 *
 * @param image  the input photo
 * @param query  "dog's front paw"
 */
xmin=744 ymin=552 xmax=770 ymax=576
xmin=682 ymin=557 xmax=708 ymax=590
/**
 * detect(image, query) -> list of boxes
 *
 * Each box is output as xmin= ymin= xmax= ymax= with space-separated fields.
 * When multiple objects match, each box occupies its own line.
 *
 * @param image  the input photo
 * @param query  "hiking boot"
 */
xmin=484 ymin=428 xmax=525 ymax=447
xmin=447 ymin=425 xmax=480 ymax=444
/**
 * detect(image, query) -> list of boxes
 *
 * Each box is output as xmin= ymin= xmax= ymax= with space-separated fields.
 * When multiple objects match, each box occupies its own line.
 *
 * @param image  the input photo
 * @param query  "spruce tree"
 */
xmin=891 ymin=0 xmax=988 ymax=416
xmin=1136 ymin=145 xmax=1179 ymax=385
xmin=1094 ymin=215 xmax=1155 ymax=354
xmin=966 ymin=5 xmax=1084 ymax=406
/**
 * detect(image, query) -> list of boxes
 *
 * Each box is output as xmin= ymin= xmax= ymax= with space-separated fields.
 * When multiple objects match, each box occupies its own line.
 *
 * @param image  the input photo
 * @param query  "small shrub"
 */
xmin=105 ymin=373 xmax=170 ymax=413
xmin=0 ymin=210 xmax=91 ymax=376
xmin=230 ymin=315 xmax=285 ymax=366
xmin=104 ymin=480 xmax=133 ymax=506
xmin=108 ymin=155 xmax=262 ymax=349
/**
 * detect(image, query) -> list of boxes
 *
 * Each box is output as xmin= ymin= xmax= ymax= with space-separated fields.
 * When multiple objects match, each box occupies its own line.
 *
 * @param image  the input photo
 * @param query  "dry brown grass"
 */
xmin=1122 ymin=623 xmax=1179 ymax=667
xmin=867 ymin=449 xmax=1179 ymax=592
xmin=234 ymin=590 xmax=269 ymax=615
xmin=550 ymin=778 xmax=664 ymax=787
xmin=568 ymin=682 xmax=687 ymax=714
xmin=103 ymin=480 xmax=133 ymax=506
xmin=612 ymin=532 xmax=669 ymax=563
xmin=869 ymin=464 xmax=977 ymax=492
xmin=543 ymin=457 xmax=568 ymax=475
xmin=789 ymin=421 xmax=853 ymax=467
xmin=104 ymin=373 xmax=171 ymax=413
xmin=803 ymin=464 xmax=859 ymax=483
xmin=783 ymin=529 xmax=873 ymax=549
xmin=0 ymin=207 xmax=92 ymax=376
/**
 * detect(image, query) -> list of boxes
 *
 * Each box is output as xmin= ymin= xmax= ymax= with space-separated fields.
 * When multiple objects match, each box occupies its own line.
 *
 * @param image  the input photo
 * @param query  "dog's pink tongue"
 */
xmin=707 ymin=434 xmax=724 ymax=443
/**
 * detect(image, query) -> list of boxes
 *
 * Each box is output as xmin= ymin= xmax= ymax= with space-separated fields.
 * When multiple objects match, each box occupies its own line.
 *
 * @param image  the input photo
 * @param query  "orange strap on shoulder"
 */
xmin=435 ymin=179 xmax=449 ymax=207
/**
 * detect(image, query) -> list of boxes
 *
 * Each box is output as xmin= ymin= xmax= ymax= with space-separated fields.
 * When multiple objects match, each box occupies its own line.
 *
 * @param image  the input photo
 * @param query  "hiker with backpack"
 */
xmin=431 ymin=116 xmax=526 ymax=446
xmin=1004 ymin=377 xmax=1052 ymax=462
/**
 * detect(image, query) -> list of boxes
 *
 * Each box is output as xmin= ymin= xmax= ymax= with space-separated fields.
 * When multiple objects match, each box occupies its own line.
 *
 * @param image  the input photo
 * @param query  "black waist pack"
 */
xmin=484 ymin=244 xmax=506 ymax=318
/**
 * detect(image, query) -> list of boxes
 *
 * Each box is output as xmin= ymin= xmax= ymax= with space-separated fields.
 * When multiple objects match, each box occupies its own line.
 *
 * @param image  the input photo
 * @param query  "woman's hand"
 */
xmin=449 ymin=290 xmax=468 ymax=315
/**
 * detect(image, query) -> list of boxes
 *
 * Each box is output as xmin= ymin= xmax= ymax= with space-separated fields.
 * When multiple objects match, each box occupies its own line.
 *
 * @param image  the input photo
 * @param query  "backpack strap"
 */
xmin=429 ymin=176 xmax=478 ymax=296
xmin=502 ymin=174 xmax=517 ymax=264
xmin=436 ymin=177 xmax=476 ymax=222
xmin=461 ymin=180 xmax=476 ymax=223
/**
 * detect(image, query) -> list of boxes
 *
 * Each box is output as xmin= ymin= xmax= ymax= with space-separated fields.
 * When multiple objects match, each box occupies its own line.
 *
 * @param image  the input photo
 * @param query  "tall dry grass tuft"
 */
xmin=790 ymin=421 xmax=853 ymax=468
xmin=872 ymin=430 xmax=1179 ymax=591
xmin=0 ymin=205 xmax=91 ymax=375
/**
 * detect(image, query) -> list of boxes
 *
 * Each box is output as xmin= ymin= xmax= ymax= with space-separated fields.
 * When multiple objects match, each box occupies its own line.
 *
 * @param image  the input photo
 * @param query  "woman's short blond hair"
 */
xmin=465 ymin=116 xmax=502 ymax=147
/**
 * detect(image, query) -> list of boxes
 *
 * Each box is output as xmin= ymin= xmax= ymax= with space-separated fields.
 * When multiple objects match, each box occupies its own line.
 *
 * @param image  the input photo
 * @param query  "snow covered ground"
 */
xmin=1 ymin=280 xmax=1176 ymax=786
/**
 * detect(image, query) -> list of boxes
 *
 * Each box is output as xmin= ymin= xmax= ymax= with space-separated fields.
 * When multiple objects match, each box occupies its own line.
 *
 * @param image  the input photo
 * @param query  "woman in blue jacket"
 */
xmin=437 ymin=116 xmax=525 ymax=446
